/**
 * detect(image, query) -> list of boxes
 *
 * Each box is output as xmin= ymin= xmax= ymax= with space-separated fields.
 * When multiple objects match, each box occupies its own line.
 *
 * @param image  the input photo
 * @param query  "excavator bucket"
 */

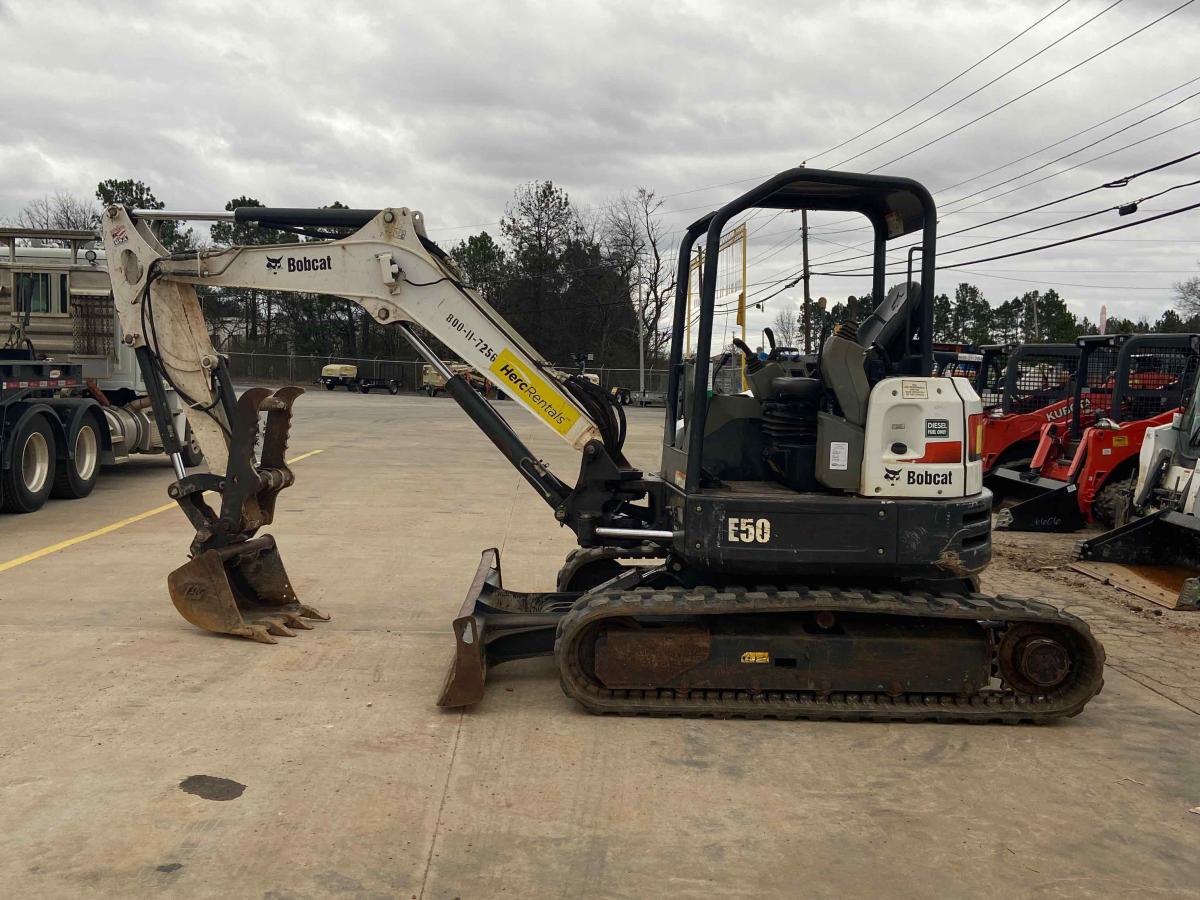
xmin=164 ymin=385 xmax=328 ymax=642
xmin=167 ymin=534 xmax=329 ymax=643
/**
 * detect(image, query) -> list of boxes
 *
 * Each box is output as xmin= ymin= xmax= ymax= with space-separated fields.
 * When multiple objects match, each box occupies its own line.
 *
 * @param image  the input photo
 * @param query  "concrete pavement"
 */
xmin=0 ymin=391 xmax=1197 ymax=898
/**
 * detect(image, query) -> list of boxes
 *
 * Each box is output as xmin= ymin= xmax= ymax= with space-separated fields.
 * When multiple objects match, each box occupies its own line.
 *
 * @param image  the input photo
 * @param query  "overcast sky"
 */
xmin=2 ymin=0 xmax=1198 ymax=346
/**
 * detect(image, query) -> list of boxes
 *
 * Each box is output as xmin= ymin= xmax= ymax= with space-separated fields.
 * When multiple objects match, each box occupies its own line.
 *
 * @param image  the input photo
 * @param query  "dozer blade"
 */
xmin=167 ymin=534 xmax=329 ymax=643
xmin=437 ymin=548 xmax=569 ymax=708
xmin=995 ymin=481 xmax=1085 ymax=532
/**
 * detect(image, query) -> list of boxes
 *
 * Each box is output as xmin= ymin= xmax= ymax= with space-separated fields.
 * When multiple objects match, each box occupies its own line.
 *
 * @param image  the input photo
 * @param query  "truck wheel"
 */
xmin=51 ymin=418 xmax=102 ymax=500
xmin=180 ymin=423 xmax=204 ymax=468
xmin=324 ymin=381 xmax=336 ymax=391
xmin=2 ymin=415 xmax=56 ymax=513
xmin=387 ymin=382 xmax=399 ymax=396
xmin=359 ymin=383 xmax=371 ymax=394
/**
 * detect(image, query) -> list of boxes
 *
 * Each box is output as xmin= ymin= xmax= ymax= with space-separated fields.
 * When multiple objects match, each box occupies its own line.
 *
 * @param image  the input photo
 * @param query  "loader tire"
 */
xmin=1094 ymin=474 xmax=1135 ymax=529
xmin=2 ymin=414 xmax=56 ymax=513
xmin=51 ymin=417 xmax=101 ymax=500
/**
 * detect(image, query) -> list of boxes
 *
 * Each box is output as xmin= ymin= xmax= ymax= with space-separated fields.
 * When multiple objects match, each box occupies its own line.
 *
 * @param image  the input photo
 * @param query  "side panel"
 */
xmin=680 ymin=491 xmax=991 ymax=577
xmin=860 ymin=377 xmax=968 ymax=498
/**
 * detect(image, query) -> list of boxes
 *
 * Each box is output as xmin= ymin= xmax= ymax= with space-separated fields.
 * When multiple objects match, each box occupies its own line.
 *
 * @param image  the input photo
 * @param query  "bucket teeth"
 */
xmin=166 ymin=535 xmax=328 ymax=643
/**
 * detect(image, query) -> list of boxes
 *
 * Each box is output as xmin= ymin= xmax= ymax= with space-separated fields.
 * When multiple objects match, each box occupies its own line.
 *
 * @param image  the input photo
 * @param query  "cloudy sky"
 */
xmin=2 ymin=0 xmax=1198 ymax=345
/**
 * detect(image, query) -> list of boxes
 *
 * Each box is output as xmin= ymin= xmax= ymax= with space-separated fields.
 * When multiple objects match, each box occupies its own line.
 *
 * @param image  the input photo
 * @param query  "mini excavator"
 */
xmin=100 ymin=168 xmax=1104 ymax=722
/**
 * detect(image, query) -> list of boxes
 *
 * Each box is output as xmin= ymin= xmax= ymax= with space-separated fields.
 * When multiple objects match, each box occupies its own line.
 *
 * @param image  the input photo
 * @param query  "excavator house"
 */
xmin=100 ymin=168 xmax=1104 ymax=722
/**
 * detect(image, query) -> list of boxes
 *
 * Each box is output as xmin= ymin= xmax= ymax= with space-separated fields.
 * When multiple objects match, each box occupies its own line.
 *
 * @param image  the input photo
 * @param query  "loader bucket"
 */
xmin=1080 ymin=509 xmax=1200 ymax=568
xmin=1076 ymin=510 xmax=1200 ymax=610
xmin=995 ymin=481 xmax=1085 ymax=532
xmin=167 ymin=534 xmax=329 ymax=643
xmin=437 ymin=548 xmax=569 ymax=708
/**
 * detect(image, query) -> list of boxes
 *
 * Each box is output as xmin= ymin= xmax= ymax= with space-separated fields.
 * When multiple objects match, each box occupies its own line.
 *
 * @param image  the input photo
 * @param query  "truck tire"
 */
xmin=2 ymin=414 xmax=57 ymax=513
xmin=359 ymin=383 xmax=371 ymax=394
xmin=387 ymin=382 xmax=400 ymax=396
xmin=51 ymin=417 xmax=101 ymax=500
xmin=324 ymin=381 xmax=335 ymax=391
xmin=180 ymin=422 xmax=204 ymax=468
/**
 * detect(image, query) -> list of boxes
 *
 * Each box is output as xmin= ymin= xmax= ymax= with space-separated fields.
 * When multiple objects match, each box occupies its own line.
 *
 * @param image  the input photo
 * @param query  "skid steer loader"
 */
xmin=1077 ymin=378 xmax=1200 ymax=609
xmin=993 ymin=333 xmax=1200 ymax=532
xmin=977 ymin=341 xmax=1081 ymax=479
xmin=100 ymin=168 xmax=1104 ymax=722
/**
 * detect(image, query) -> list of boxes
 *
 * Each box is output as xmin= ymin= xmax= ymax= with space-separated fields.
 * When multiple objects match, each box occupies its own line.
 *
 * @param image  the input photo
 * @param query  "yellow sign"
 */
xmin=740 ymin=651 xmax=770 ymax=664
xmin=489 ymin=350 xmax=579 ymax=436
xmin=1112 ymin=435 xmax=1129 ymax=448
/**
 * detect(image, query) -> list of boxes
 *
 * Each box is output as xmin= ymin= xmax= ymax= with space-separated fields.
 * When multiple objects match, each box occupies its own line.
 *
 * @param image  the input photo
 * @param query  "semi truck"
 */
xmin=0 ymin=227 xmax=199 ymax=513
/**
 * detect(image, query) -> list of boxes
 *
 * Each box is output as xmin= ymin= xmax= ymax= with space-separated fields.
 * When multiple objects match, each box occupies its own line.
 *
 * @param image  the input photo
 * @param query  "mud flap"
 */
xmin=995 ymin=481 xmax=1085 ymax=532
xmin=437 ymin=548 xmax=572 ymax=708
xmin=167 ymin=534 xmax=329 ymax=643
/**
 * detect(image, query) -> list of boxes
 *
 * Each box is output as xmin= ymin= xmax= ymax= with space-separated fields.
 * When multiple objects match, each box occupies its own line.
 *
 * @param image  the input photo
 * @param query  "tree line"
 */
xmin=770 ymin=280 xmax=1200 ymax=354
xmin=9 ymin=181 xmax=1200 ymax=366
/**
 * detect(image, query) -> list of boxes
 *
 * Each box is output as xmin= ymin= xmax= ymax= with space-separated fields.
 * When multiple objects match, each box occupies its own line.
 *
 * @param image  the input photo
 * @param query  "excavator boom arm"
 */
xmin=101 ymin=205 xmax=604 ymax=475
xmin=99 ymin=203 xmax=623 ymax=645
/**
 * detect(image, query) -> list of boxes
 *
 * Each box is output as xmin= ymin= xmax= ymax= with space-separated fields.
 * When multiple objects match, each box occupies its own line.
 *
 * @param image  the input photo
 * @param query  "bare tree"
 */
xmin=605 ymin=188 xmax=676 ymax=366
xmin=1175 ymin=267 xmax=1200 ymax=318
xmin=12 ymin=192 xmax=100 ymax=239
xmin=771 ymin=305 xmax=799 ymax=348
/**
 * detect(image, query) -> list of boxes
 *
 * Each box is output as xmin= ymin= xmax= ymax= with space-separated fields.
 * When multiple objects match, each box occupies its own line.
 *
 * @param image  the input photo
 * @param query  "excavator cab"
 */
xmin=655 ymin=170 xmax=990 ymax=583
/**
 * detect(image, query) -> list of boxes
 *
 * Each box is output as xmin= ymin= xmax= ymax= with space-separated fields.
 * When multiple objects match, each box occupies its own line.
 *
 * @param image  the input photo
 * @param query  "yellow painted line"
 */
xmin=0 ymin=449 xmax=325 ymax=575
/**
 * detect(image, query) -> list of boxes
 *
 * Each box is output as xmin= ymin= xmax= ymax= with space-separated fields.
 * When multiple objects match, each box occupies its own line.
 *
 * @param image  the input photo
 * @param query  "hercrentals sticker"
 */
xmin=489 ymin=350 xmax=579 ymax=436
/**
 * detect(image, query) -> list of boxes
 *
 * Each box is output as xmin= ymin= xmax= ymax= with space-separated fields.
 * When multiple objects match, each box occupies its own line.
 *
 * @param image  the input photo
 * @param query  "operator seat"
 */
xmin=813 ymin=282 xmax=920 ymax=491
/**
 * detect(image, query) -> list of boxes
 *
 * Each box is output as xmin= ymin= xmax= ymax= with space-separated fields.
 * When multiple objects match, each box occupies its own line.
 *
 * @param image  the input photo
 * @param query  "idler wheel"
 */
xmin=999 ymin=624 xmax=1072 ymax=694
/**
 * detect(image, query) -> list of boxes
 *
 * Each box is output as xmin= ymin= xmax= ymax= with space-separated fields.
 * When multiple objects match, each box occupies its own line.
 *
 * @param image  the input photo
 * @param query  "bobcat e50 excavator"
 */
xmin=100 ymin=168 xmax=1103 ymax=722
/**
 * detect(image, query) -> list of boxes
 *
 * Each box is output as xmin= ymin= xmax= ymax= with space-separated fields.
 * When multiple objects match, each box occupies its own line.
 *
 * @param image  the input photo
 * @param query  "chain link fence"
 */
xmin=223 ymin=351 xmax=674 ymax=402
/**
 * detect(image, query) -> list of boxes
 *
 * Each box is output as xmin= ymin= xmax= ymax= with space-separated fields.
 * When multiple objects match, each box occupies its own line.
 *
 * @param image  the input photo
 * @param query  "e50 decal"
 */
xmin=726 ymin=517 xmax=771 ymax=544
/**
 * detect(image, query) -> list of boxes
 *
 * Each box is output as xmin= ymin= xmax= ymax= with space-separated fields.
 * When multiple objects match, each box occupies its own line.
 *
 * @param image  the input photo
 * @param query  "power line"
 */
xmin=807 ymin=148 xmax=1200 ymax=273
xmin=831 ymin=0 xmax=1123 ymax=168
xmin=732 ymin=72 xmax=1200 ymax=274
xmin=864 ymin=0 xmax=1197 ymax=172
xmin=806 ymin=0 xmax=1075 ymax=163
xmin=936 ymin=73 xmax=1200 ymax=197
xmin=819 ymin=176 xmax=1200 ymax=274
xmin=811 ymin=198 xmax=1200 ymax=277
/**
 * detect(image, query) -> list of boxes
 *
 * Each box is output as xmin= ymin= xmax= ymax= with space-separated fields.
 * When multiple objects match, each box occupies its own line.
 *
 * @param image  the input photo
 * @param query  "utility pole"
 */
xmin=801 ymin=208 xmax=812 ymax=353
xmin=636 ymin=306 xmax=646 ymax=404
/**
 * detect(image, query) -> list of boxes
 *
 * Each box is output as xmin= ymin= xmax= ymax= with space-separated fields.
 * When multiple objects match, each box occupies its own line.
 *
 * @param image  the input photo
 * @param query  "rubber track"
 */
xmin=556 ymin=586 xmax=1105 ymax=723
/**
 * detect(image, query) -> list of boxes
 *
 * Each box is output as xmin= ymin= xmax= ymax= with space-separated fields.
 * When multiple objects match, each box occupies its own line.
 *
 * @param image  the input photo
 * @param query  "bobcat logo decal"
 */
xmin=265 ymin=256 xmax=282 ymax=271
xmin=884 ymin=467 xmax=902 ymax=483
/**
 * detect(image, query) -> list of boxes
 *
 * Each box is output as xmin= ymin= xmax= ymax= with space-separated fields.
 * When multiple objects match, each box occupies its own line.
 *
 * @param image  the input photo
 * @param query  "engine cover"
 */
xmin=859 ymin=376 xmax=983 ymax=499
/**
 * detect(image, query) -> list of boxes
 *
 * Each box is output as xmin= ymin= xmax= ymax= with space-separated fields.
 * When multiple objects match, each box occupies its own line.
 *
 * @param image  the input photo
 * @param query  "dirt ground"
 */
xmin=1 ymin=392 xmax=1197 ymax=899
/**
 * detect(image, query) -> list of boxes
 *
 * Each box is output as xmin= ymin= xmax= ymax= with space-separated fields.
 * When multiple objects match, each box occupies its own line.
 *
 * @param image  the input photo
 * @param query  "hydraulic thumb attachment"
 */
xmin=164 ymin=385 xmax=329 ymax=642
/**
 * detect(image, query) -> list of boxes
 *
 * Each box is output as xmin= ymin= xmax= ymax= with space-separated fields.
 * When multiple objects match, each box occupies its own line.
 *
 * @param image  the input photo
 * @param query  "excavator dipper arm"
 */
xmin=100 ymin=204 xmax=618 ymax=642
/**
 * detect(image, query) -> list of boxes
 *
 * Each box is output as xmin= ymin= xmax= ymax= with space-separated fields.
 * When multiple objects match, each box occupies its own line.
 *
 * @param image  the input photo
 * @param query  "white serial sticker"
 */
xmin=901 ymin=380 xmax=929 ymax=400
xmin=829 ymin=441 xmax=849 ymax=471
